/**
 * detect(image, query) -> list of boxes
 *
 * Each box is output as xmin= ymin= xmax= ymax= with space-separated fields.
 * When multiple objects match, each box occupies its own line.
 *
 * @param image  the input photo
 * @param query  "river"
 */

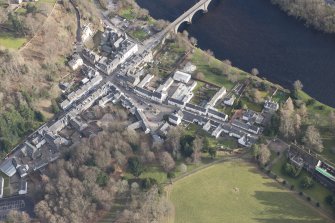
xmin=136 ymin=0 xmax=335 ymax=107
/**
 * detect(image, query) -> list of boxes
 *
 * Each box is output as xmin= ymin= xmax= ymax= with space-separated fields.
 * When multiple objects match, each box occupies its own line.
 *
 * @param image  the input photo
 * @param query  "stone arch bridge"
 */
xmin=170 ymin=0 xmax=214 ymax=33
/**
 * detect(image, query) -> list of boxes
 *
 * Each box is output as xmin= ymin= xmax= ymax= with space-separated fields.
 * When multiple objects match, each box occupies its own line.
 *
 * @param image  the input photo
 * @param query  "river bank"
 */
xmin=136 ymin=0 xmax=335 ymax=108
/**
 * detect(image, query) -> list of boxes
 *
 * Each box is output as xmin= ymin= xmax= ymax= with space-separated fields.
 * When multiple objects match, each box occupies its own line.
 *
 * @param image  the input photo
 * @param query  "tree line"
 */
xmin=271 ymin=0 xmax=335 ymax=33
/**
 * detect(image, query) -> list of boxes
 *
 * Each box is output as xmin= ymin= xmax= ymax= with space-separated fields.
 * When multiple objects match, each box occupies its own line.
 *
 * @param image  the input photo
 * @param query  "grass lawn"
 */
xmin=129 ymin=29 xmax=149 ymax=41
xmin=272 ymin=90 xmax=289 ymax=103
xmin=119 ymin=8 xmax=136 ymax=20
xmin=297 ymin=90 xmax=334 ymax=126
xmin=240 ymin=96 xmax=263 ymax=112
xmin=191 ymin=49 xmax=240 ymax=90
xmin=169 ymin=161 xmax=332 ymax=223
xmin=0 ymin=34 xmax=26 ymax=49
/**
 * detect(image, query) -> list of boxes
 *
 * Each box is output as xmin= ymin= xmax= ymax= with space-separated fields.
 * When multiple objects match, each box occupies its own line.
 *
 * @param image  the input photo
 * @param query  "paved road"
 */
xmin=69 ymin=0 xmax=82 ymax=53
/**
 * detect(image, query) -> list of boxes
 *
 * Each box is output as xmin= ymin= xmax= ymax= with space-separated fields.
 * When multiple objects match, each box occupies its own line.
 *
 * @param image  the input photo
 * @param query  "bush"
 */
xmin=167 ymin=172 xmax=175 ymax=179
xmin=300 ymin=176 xmax=314 ymax=189
xmin=141 ymin=177 xmax=158 ymax=190
xmin=282 ymin=162 xmax=298 ymax=177
xmin=51 ymin=99 xmax=60 ymax=114
xmin=316 ymin=105 xmax=324 ymax=110
xmin=96 ymin=172 xmax=108 ymax=187
xmin=306 ymin=99 xmax=316 ymax=106
xmin=128 ymin=156 xmax=144 ymax=178
xmin=34 ymin=111 xmax=45 ymax=122
xmin=106 ymin=165 xmax=115 ymax=174
xmin=325 ymin=195 xmax=334 ymax=206
xmin=178 ymin=163 xmax=187 ymax=173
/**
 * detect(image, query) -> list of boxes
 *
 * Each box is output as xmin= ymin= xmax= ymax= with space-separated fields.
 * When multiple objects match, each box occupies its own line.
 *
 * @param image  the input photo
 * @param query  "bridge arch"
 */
xmin=173 ymin=0 xmax=213 ymax=33
xmin=174 ymin=18 xmax=192 ymax=34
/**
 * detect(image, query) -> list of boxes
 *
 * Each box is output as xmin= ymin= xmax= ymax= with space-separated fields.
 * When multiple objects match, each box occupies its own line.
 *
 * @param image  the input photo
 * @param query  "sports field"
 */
xmin=169 ymin=161 xmax=332 ymax=223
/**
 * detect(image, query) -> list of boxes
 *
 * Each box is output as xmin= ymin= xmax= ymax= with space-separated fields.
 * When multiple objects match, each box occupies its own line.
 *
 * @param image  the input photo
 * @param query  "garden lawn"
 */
xmin=170 ymin=161 xmax=331 ymax=223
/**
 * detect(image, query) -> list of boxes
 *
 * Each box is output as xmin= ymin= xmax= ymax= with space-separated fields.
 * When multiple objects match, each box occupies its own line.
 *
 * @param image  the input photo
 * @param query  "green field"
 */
xmin=169 ymin=161 xmax=332 ymax=223
xmin=0 ymin=34 xmax=26 ymax=49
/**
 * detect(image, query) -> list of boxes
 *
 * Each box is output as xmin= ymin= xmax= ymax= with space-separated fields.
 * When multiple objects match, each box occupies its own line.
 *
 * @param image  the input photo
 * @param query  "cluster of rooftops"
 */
xmin=0 ymin=81 xmax=116 ymax=182
xmin=0 ymin=24 xmax=284 ymax=199
xmin=123 ymin=65 xmax=277 ymax=148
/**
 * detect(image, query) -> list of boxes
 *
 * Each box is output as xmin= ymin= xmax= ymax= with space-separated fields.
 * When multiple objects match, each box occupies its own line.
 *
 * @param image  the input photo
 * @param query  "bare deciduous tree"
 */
xmin=251 ymin=68 xmax=259 ymax=76
xmin=303 ymin=125 xmax=324 ymax=153
xmin=159 ymin=151 xmax=175 ymax=172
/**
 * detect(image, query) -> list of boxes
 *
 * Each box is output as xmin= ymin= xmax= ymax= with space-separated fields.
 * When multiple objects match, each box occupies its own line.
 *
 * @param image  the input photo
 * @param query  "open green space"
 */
xmin=191 ymin=49 xmax=246 ymax=90
xmin=0 ymin=33 xmax=26 ymax=49
xmin=170 ymin=161 xmax=331 ymax=223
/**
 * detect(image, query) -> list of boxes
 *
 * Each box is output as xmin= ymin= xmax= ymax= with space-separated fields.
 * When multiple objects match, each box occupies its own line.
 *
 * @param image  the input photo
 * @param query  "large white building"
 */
xmin=156 ymin=77 xmax=174 ymax=93
xmin=206 ymin=87 xmax=227 ymax=109
xmin=173 ymin=71 xmax=191 ymax=83
xmin=68 ymin=54 xmax=83 ymax=71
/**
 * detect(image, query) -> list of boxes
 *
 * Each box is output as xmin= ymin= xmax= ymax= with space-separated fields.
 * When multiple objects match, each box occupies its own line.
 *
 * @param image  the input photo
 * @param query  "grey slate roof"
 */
xmin=208 ymin=108 xmax=228 ymax=120
xmin=185 ymin=103 xmax=207 ymax=113
xmin=169 ymin=98 xmax=184 ymax=105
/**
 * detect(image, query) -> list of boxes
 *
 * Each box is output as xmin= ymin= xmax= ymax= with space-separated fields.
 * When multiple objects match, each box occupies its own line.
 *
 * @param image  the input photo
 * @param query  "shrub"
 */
xmin=96 ymin=172 xmax=108 ymax=187
xmin=51 ymin=99 xmax=60 ymax=114
xmin=141 ymin=177 xmax=158 ymax=190
xmin=106 ymin=165 xmax=115 ymax=174
xmin=300 ymin=176 xmax=314 ymax=189
xmin=178 ymin=163 xmax=187 ymax=173
xmin=282 ymin=163 xmax=298 ymax=177
xmin=306 ymin=99 xmax=316 ymax=106
xmin=316 ymin=105 xmax=324 ymax=110
xmin=34 ymin=111 xmax=45 ymax=122
xmin=325 ymin=195 xmax=334 ymax=206
xmin=167 ymin=172 xmax=175 ymax=179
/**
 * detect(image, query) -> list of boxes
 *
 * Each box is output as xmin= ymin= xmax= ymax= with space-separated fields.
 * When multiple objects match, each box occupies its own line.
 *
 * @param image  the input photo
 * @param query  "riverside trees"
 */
xmin=279 ymin=98 xmax=302 ymax=139
xmin=271 ymin=0 xmax=335 ymax=33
